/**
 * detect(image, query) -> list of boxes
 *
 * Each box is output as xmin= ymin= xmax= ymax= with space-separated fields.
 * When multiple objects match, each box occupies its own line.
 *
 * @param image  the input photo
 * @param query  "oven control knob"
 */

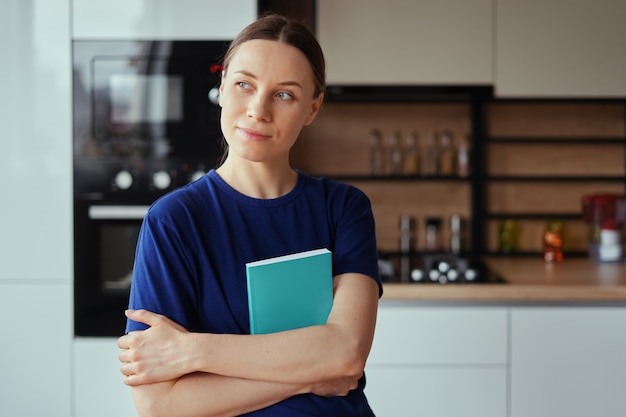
xmin=152 ymin=170 xmax=171 ymax=190
xmin=190 ymin=170 xmax=206 ymax=182
xmin=465 ymin=268 xmax=478 ymax=281
xmin=208 ymin=87 xmax=220 ymax=105
xmin=114 ymin=170 xmax=133 ymax=190
xmin=410 ymin=269 xmax=424 ymax=282
xmin=447 ymin=269 xmax=459 ymax=281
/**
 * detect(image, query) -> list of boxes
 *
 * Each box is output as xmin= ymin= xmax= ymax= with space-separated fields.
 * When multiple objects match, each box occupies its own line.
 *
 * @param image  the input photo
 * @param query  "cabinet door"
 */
xmin=365 ymin=367 xmax=507 ymax=417
xmin=496 ymin=0 xmax=626 ymax=97
xmin=0 ymin=283 xmax=72 ymax=417
xmin=0 ymin=0 xmax=72 ymax=282
xmin=364 ymin=303 xmax=509 ymax=417
xmin=511 ymin=307 xmax=626 ymax=417
xmin=317 ymin=0 xmax=493 ymax=85
xmin=72 ymin=0 xmax=256 ymax=39
xmin=74 ymin=338 xmax=137 ymax=417
xmin=368 ymin=303 xmax=509 ymax=365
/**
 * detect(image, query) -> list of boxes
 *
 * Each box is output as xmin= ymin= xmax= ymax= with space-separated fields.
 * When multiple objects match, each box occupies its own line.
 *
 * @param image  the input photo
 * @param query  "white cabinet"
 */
xmin=318 ymin=0 xmax=626 ymax=96
xmin=72 ymin=0 xmax=256 ymax=39
xmin=0 ymin=2 xmax=73 ymax=416
xmin=0 ymin=284 xmax=72 ymax=417
xmin=74 ymin=338 xmax=137 ymax=417
xmin=317 ymin=0 xmax=493 ymax=85
xmin=510 ymin=307 xmax=626 ymax=417
xmin=365 ymin=303 xmax=508 ymax=417
xmin=495 ymin=0 xmax=626 ymax=97
xmin=0 ymin=0 xmax=72 ymax=282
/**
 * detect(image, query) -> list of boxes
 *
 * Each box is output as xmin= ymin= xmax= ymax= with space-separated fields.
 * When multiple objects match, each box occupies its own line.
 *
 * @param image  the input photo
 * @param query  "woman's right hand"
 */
xmin=118 ymin=309 xmax=194 ymax=386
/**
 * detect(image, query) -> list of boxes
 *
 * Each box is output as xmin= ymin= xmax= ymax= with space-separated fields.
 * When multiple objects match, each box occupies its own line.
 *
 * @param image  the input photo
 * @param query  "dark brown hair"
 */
xmin=223 ymin=14 xmax=326 ymax=98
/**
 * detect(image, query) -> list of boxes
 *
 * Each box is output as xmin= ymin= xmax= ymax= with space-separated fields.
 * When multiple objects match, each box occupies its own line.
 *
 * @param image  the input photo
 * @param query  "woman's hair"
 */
xmin=222 ymin=14 xmax=326 ymax=98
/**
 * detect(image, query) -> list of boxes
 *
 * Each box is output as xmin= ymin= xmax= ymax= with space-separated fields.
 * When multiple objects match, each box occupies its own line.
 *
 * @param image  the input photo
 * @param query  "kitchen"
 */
xmin=1 ymin=1 xmax=625 ymax=416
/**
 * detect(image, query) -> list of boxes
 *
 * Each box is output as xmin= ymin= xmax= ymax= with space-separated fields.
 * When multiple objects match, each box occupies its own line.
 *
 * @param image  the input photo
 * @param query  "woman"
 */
xmin=117 ymin=14 xmax=382 ymax=417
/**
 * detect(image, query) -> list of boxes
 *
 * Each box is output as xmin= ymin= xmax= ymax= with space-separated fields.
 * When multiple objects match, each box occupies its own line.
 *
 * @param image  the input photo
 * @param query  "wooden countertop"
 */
xmin=381 ymin=258 xmax=626 ymax=302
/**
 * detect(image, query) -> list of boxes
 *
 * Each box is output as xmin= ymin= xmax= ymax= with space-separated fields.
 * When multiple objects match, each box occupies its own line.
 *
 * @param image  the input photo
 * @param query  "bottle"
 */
xmin=424 ymin=131 xmax=439 ymax=176
xmin=425 ymin=217 xmax=442 ymax=252
xmin=402 ymin=132 xmax=420 ymax=176
xmin=543 ymin=220 xmax=564 ymax=262
xmin=598 ymin=220 xmax=623 ymax=262
xmin=369 ymin=129 xmax=384 ymax=176
xmin=457 ymin=135 xmax=471 ymax=178
xmin=399 ymin=214 xmax=415 ymax=282
xmin=439 ymin=130 xmax=456 ymax=177
xmin=388 ymin=131 xmax=403 ymax=176
xmin=450 ymin=214 xmax=463 ymax=255
xmin=498 ymin=219 xmax=519 ymax=254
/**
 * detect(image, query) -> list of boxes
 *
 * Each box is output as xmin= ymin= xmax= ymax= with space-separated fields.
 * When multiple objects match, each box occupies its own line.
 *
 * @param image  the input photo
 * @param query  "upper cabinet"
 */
xmin=1 ymin=0 xmax=73 ymax=281
xmin=72 ymin=0 xmax=256 ymax=39
xmin=317 ymin=0 xmax=626 ymax=97
xmin=495 ymin=0 xmax=626 ymax=97
xmin=317 ymin=0 xmax=493 ymax=85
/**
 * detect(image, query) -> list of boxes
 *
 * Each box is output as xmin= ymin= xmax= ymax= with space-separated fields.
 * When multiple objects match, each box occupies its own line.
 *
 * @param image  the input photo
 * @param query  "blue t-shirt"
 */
xmin=126 ymin=169 xmax=382 ymax=416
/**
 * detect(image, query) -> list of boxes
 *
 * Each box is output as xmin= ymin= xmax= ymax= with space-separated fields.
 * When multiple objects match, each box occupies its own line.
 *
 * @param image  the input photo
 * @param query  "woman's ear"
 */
xmin=303 ymin=93 xmax=324 ymax=126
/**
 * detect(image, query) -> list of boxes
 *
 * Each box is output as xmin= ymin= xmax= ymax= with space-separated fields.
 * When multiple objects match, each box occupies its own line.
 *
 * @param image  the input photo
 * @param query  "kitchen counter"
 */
xmin=381 ymin=257 xmax=626 ymax=302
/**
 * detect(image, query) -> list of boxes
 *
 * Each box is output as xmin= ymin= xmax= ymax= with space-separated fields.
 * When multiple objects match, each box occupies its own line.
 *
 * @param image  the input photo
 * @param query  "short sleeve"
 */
xmin=125 ymin=207 xmax=199 ymax=332
xmin=330 ymin=185 xmax=382 ymax=297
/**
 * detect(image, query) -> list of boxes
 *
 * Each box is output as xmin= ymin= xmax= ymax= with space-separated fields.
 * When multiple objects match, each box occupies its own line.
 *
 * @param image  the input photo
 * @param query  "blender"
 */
xmin=581 ymin=193 xmax=626 ymax=263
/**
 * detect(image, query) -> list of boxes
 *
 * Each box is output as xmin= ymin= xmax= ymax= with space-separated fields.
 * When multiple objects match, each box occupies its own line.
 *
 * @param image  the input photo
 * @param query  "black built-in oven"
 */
xmin=73 ymin=40 xmax=229 ymax=336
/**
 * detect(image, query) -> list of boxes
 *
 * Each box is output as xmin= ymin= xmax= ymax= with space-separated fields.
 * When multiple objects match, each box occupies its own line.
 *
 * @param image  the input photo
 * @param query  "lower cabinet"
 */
xmin=510 ymin=307 xmax=626 ymax=417
xmin=0 ymin=283 xmax=72 ymax=417
xmin=364 ymin=303 xmax=509 ymax=417
xmin=73 ymin=338 xmax=136 ymax=417
xmin=365 ymin=367 xmax=507 ymax=417
xmin=69 ymin=305 xmax=626 ymax=417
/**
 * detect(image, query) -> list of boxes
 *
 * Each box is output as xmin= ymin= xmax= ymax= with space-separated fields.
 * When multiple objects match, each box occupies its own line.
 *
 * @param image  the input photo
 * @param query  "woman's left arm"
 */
xmin=119 ymin=272 xmax=379 ymax=386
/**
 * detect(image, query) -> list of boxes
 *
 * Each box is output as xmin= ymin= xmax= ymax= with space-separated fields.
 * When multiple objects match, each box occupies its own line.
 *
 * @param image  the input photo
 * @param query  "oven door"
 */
xmin=74 ymin=203 xmax=148 ymax=336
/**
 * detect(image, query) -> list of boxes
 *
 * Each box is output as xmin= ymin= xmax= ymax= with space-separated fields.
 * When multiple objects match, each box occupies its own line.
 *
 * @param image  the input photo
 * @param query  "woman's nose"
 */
xmin=246 ymin=94 xmax=271 ymax=121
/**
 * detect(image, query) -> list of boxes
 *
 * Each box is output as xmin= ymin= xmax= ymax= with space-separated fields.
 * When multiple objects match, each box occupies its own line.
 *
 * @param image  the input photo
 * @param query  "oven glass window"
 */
xmin=94 ymin=58 xmax=185 ymax=140
xmin=99 ymin=222 xmax=140 ymax=290
xmin=109 ymin=74 xmax=183 ymax=124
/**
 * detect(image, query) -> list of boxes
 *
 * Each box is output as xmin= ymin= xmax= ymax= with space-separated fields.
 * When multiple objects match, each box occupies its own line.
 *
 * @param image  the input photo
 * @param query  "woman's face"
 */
xmin=219 ymin=39 xmax=323 ymax=165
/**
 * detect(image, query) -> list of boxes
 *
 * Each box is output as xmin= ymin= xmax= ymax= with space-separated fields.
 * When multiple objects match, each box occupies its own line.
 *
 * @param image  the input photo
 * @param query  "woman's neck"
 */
xmin=216 ymin=158 xmax=298 ymax=199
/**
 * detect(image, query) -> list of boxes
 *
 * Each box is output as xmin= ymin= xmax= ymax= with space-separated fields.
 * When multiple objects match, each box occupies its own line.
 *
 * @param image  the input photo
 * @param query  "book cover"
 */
xmin=246 ymin=248 xmax=333 ymax=335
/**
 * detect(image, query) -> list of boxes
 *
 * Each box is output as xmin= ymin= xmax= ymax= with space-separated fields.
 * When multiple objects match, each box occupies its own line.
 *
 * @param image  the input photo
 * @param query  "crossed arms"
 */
xmin=118 ymin=272 xmax=379 ymax=417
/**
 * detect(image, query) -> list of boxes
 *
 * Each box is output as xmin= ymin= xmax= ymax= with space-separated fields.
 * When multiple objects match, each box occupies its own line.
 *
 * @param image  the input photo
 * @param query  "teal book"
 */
xmin=246 ymin=248 xmax=333 ymax=335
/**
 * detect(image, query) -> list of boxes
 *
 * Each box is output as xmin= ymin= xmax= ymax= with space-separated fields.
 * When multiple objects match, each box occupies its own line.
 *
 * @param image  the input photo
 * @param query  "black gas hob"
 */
xmin=378 ymin=253 xmax=506 ymax=284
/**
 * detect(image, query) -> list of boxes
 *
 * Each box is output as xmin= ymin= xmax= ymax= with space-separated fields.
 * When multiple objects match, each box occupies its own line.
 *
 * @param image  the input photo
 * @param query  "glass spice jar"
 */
xmin=369 ymin=129 xmax=384 ymax=176
xmin=388 ymin=131 xmax=403 ymax=176
xmin=543 ymin=220 xmax=564 ymax=262
xmin=425 ymin=217 xmax=442 ymax=252
xmin=402 ymin=132 xmax=420 ymax=176
xmin=438 ymin=130 xmax=456 ymax=177
xmin=498 ymin=219 xmax=519 ymax=254
xmin=424 ymin=131 xmax=439 ymax=176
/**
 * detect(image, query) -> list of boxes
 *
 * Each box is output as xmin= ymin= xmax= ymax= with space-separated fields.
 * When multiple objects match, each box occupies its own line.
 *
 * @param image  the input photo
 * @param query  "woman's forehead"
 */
xmin=227 ymin=39 xmax=315 ymax=87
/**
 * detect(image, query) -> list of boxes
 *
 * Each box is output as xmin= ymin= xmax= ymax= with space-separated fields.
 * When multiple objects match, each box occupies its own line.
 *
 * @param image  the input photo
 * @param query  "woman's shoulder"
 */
xmin=299 ymin=171 xmax=371 ymax=204
xmin=145 ymin=174 xmax=216 ymax=222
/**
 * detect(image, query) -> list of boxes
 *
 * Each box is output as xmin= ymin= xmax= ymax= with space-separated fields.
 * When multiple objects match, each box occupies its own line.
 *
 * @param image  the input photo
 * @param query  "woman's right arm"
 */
xmin=131 ymin=373 xmax=300 ymax=417
xmin=131 ymin=371 xmax=358 ymax=417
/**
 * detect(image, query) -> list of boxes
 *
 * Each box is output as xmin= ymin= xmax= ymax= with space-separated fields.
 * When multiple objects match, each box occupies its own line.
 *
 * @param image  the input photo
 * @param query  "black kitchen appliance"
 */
xmin=378 ymin=253 xmax=505 ymax=285
xmin=73 ymin=40 xmax=229 ymax=336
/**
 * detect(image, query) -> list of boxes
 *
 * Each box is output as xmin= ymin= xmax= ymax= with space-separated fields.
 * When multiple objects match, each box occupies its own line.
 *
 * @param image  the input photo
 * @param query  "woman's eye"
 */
xmin=276 ymin=91 xmax=293 ymax=101
xmin=237 ymin=81 xmax=250 ymax=89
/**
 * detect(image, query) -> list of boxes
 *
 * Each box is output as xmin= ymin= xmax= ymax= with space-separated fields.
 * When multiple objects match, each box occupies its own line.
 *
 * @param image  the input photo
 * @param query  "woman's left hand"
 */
xmin=118 ymin=309 xmax=194 ymax=386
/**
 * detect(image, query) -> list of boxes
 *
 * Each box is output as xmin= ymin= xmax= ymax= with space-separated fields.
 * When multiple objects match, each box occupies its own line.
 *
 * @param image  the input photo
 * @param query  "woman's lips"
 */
xmin=238 ymin=127 xmax=271 ymax=142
